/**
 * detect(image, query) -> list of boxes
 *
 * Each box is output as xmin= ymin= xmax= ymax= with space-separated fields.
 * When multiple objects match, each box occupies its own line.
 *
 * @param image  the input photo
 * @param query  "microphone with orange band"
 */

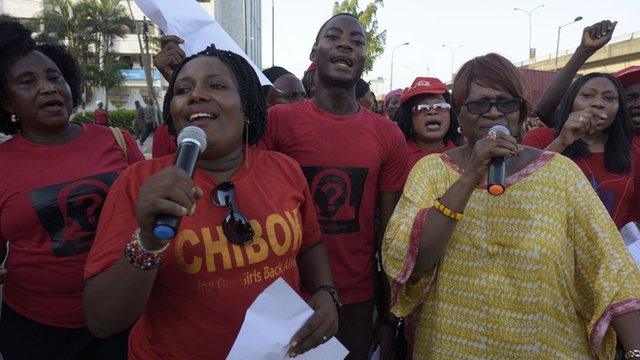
xmin=487 ymin=125 xmax=509 ymax=196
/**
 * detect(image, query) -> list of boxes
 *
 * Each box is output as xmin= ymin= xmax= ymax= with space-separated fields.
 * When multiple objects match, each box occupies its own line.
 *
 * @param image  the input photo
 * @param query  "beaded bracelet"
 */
xmin=626 ymin=350 xmax=640 ymax=359
xmin=124 ymin=229 xmax=166 ymax=270
xmin=433 ymin=198 xmax=463 ymax=221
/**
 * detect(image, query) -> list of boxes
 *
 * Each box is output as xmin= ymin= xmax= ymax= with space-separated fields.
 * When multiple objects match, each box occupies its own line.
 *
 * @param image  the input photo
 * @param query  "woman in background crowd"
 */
xmin=0 ymin=20 xmax=143 ymax=359
xmin=393 ymin=77 xmax=460 ymax=176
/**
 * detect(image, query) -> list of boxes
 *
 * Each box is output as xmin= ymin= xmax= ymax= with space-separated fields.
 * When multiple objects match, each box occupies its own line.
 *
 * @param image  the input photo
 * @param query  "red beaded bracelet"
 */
xmin=124 ymin=229 xmax=166 ymax=270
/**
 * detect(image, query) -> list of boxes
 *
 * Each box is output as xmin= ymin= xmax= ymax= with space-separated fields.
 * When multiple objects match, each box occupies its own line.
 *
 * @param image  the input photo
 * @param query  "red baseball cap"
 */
xmin=400 ymin=77 xmax=448 ymax=105
xmin=613 ymin=66 xmax=640 ymax=87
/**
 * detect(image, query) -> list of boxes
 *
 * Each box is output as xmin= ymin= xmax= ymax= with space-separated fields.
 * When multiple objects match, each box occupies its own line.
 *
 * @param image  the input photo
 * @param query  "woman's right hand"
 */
xmin=462 ymin=131 xmax=519 ymax=186
xmin=135 ymin=166 xmax=203 ymax=251
xmin=558 ymin=109 xmax=606 ymax=147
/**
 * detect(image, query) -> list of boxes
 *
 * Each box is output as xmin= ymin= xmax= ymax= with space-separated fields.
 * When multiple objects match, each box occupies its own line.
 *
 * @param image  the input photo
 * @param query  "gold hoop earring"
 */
xmin=244 ymin=121 xmax=250 ymax=170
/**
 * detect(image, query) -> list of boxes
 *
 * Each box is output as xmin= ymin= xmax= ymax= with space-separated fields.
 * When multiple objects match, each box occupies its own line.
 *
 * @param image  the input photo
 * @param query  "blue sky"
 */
xmin=261 ymin=0 xmax=640 ymax=93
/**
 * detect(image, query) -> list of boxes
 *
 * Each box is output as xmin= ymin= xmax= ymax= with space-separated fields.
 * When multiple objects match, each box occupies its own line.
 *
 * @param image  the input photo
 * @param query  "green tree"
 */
xmin=332 ymin=0 xmax=386 ymax=73
xmin=80 ymin=0 xmax=133 ymax=110
xmin=36 ymin=0 xmax=133 ymax=109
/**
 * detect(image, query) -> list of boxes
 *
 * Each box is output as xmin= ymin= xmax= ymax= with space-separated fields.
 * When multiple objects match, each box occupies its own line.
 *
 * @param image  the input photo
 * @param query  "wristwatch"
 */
xmin=315 ymin=285 xmax=342 ymax=313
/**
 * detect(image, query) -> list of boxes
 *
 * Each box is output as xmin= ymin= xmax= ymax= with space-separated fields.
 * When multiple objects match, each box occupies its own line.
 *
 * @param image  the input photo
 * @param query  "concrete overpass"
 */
xmin=519 ymin=32 xmax=640 ymax=74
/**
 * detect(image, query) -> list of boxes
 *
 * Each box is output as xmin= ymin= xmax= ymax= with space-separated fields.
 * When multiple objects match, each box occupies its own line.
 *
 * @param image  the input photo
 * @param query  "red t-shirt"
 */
xmin=0 ymin=123 xmax=143 ymax=327
xmin=93 ymin=108 xmax=109 ymax=126
xmin=152 ymin=124 xmax=177 ymax=158
xmin=523 ymin=126 xmax=640 ymax=228
xmin=405 ymin=139 xmax=456 ymax=180
xmin=260 ymin=100 xmax=407 ymax=304
xmin=84 ymin=147 xmax=321 ymax=359
xmin=521 ymin=126 xmax=556 ymax=149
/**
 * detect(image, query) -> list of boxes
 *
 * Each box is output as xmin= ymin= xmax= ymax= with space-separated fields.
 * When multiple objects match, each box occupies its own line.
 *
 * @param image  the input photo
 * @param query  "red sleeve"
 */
xmin=259 ymin=106 xmax=281 ymax=151
xmin=122 ymin=130 xmax=145 ymax=164
xmin=522 ymin=127 xmax=556 ymax=149
xmin=84 ymin=167 xmax=140 ymax=279
xmin=152 ymin=125 xmax=177 ymax=158
xmin=378 ymin=122 xmax=408 ymax=192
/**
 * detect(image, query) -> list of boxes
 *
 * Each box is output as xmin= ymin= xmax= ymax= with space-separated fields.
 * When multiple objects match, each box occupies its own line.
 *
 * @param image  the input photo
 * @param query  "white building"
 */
xmin=0 ymin=0 xmax=262 ymax=110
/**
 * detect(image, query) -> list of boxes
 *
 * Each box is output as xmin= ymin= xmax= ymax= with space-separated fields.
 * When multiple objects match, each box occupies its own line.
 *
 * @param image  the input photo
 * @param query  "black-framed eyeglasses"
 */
xmin=462 ymin=98 xmax=523 ymax=115
xmin=412 ymin=103 xmax=451 ymax=114
xmin=210 ymin=182 xmax=253 ymax=245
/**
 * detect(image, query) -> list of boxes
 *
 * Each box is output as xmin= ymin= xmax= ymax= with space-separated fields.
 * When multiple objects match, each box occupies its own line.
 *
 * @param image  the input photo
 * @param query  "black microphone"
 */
xmin=152 ymin=126 xmax=207 ymax=239
xmin=487 ymin=125 xmax=509 ymax=196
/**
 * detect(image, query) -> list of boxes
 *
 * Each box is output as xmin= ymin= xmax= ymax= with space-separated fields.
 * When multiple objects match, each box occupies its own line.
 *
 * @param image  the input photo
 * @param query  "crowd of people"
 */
xmin=0 ymin=12 xmax=639 ymax=360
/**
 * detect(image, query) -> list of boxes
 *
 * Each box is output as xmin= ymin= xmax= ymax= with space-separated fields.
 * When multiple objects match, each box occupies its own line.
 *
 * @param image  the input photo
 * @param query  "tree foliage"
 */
xmin=332 ymin=0 xmax=386 ymax=73
xmin=36 ymin=0 xmax=134 ymax=108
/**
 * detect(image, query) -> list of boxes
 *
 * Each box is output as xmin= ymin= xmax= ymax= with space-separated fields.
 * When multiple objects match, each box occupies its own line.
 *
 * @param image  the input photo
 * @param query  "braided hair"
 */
xmin=0 ymin=20 xmax=82 ymax=135
xmin=163 ymin=44 xmax=267 ymax=145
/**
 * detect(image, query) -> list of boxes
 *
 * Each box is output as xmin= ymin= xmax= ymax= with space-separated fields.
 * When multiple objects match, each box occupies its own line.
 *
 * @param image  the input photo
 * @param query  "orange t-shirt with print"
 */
xmin=84 ymin=147 xmax=321 ymax=359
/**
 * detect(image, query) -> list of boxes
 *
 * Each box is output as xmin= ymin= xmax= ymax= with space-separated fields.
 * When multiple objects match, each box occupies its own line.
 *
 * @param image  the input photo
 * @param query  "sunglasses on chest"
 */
xmin=210 ymin=182 xmax=253 ymax=246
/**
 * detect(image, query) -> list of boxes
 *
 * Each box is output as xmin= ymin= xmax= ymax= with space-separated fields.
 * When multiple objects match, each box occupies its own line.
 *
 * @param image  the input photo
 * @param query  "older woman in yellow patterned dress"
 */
xmin=383 ymin=53 xmax=640 ymax=359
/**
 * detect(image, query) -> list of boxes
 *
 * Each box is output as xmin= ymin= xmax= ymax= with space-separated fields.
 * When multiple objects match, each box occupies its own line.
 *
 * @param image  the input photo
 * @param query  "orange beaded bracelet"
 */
xmin=433 ymin=198 xmax=463 ymax=221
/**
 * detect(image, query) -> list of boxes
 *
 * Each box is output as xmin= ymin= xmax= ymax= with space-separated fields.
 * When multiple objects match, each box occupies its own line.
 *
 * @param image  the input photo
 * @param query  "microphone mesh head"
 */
xmin=177 ymin=126 xmax=207 ymax=152
xmin=489 ymin=125 xmax=510 ymax=135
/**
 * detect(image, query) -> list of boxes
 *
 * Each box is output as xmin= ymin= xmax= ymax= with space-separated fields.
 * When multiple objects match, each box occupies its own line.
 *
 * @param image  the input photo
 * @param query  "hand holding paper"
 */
xmin=134 ymin=0 xmax=271 ymax=86
xmin=226 ymin=278 xmax=348 ymax=360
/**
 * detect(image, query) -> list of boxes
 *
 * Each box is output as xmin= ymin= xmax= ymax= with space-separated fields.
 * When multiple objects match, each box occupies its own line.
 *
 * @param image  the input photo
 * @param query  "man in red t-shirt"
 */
xmin=613 ymin=66 xmax=640 ymax=150
xmin=261 ymin=14 xmax=407 ymax=359
xmin=93 ymin=101 xmax=109 ymax=126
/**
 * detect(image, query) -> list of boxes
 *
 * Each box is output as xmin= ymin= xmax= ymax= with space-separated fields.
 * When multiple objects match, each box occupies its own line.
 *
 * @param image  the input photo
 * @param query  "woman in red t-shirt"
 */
xmin=523 ymin=73 xmax=639 ymax=228
xmin=393 ymin=77 xmax=460 ymax=178
xmin=83 ymin=45 xmax=339 ymax=359
xmin=0 ymin=21 xmax=143 ymax=359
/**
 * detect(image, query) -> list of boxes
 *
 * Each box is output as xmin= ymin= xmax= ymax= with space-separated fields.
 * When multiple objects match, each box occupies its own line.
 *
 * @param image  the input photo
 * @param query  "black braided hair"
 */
xmin=163 ymin=44 xmax=267 ymax=145
xmin=0 ymin=20 xmax=82 ymax=135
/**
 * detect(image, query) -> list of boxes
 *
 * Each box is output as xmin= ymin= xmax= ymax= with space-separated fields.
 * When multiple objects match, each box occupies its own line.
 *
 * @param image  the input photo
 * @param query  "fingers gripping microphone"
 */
xmin=153 ymin=126 xmax=207 ymax=239
xmin=487 ymin=125 xmax=509 ymax=196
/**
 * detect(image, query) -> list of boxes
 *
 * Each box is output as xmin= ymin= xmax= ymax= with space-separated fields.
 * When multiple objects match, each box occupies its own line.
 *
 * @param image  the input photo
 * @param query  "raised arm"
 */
xmin=535 ymin=20 xmax=616 ymax=127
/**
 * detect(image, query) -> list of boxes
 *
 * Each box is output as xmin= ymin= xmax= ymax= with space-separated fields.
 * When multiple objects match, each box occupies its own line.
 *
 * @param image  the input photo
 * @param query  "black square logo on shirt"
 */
xmin=302 ymin=166 xmax=368 ymax=234
xmin=29 ymin=172 xmax=118 ymax=257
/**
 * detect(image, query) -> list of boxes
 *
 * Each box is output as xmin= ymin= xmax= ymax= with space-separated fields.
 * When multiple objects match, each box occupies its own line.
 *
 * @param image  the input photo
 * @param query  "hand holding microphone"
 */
xmin=461 ymin=125 xmax=519 ymax=194
xmin=135 ymin=126 xmax=207 ymax=250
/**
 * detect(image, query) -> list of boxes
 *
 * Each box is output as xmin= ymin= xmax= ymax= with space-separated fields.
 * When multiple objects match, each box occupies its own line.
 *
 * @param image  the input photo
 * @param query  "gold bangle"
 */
xmin=433 ymin=198 xmax=463 ymax=221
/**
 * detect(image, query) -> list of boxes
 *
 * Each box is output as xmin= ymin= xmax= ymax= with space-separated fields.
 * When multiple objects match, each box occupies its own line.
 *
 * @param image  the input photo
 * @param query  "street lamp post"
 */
xmin=442 ymin=44 xmax=462 ymax=82
xmin=514 ymin=4 xmax=544 ymax=59
xmin=390 ymin=42 xmax=409 ymax=91
xmin=555 ymin=16 xmax=583 ymax=70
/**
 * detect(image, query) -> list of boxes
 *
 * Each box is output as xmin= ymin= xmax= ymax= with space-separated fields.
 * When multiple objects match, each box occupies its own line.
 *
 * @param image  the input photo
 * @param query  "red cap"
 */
xmin=613 ymin=66 xmax=640 ymax=87
xmin=400 ymin=77 xmax=448 ymax=105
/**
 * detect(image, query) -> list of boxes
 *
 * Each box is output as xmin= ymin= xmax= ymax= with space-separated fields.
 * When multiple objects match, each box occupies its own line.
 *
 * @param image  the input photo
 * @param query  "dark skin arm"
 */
xmin=612 ymin=311 xmax=640 ymax=351
xmin=84 ymin=166 xmax=201 ymax=338
xmin=415 ymin=133 xmax=519 ymax=273
xmin=534 ymin=20 xmax=616 ymax=127
xmin=289 ymin=243 xmax=339 ymax=356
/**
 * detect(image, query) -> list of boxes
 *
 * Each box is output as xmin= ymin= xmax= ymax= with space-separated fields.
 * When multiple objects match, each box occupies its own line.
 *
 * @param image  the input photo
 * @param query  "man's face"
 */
xmin=625 ymin=82 xmax=640 ymax=132
xmin=311 ymin=15 xmax=366 ymax=89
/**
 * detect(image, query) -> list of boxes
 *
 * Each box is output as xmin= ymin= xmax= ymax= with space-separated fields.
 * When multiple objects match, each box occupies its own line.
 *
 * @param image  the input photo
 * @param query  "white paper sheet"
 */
xmin=226 ymin=278 xmax=348 ymax=360
xmin=134 ymin=0 xmax=271 ymax=86
xmin=621 ymin=222 xmax=640 ymax=269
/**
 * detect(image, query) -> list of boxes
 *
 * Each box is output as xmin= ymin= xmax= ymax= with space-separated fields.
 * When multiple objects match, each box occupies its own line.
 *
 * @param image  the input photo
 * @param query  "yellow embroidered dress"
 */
xmin=383 ymin=152 xmax=640 ymax=359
